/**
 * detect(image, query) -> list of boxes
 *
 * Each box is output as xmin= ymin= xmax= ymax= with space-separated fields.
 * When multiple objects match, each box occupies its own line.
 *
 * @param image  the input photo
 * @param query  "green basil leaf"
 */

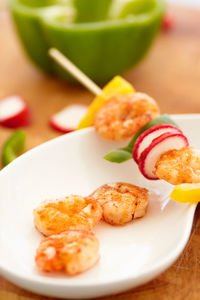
xmin=104 ymin=148 xmax=132 ymax=163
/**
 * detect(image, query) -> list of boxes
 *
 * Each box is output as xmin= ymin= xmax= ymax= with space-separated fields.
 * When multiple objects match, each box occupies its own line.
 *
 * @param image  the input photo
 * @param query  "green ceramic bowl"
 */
xmin=10 ymin=0 xmax=165 ymax=84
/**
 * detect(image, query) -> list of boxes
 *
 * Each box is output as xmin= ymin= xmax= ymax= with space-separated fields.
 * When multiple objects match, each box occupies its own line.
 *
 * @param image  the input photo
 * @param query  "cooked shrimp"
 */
xmin=94 ymin=93 xmax=160 ymax=141
xmin=35 ymin=230 xmax=99 ymax=275
xmin=155 ymin=147 xmax=200 ymax=185
xmin=89 ymin=182 xmax=149 ymax=225
xmin=34 ymin=195 xmax=102 ymax=236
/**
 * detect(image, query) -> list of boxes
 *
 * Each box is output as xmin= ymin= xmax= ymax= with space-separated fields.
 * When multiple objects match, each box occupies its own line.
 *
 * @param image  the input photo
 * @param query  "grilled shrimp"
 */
xmin=34 ymin=195 xmax=102 ymax=236
xmin=94 ymin=93 xmax=160 ymax=141
xmin=35 ymin=230 xmax=99 ymax=275
xmin=155 ymin=147 xmax=200 ymax=185
xmin=89 ymin=182 xmax=149 ymax=225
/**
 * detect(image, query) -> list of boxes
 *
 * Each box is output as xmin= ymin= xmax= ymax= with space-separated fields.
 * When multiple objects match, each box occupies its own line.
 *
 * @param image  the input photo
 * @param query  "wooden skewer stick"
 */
xmin=49 ymin=48 xmax=102 ymax=96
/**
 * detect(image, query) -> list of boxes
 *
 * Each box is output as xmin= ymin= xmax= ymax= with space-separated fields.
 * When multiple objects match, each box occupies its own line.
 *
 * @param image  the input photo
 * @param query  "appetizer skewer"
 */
xmin=49 ymin=48 xmax=200 ymax=190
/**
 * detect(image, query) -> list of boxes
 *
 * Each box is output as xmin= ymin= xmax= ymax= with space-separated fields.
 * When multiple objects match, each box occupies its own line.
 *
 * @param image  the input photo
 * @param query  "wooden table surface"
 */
xmin=1 ymin=2 xmax=200 ymax=300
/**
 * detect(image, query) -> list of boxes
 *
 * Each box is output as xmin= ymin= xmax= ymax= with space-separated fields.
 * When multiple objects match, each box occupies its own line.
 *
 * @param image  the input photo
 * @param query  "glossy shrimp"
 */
xmin=35 ymin=230 xmax=100 ymax=275
xmin=155 ymin=147 xmax=200 ymax=185
xmin=89 ymin=182 xmax=149 ymax=225
xmin=94 ymin=93 xmax=160 ymax=141
xmin=34 ymin=195 xmax=102 ymax=236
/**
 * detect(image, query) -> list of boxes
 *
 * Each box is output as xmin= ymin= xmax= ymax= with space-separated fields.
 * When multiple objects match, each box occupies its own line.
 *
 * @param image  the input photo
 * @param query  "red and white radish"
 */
xmin=50 ymin=104 xmax=88 ymax=133
xmin=138 ymin=132 xmax=189 ymax=180
xmin=0 ymin=95 xmax=30 ymax=128
xmin=133 ymin=124 xmax=182 ymax=163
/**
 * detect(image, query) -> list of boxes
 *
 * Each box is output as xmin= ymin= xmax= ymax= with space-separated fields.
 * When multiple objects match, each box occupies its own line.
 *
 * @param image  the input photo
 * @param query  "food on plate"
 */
xmin=155 ymin=147 xmax=200 ymax=185
xmin=77 ymin=76 xmax=134 ymax=130
xmin=1 ymin=129 xmax=26 ymax=167
xmin=94 ymin=93 xmax=160 ymax=141
xmin=32 ymin=69 xmax=199 ymax=278
xmin=170 ymin=183 xmax=200 ymax=204
xmin=89 ymin=182 xmax=149 ymax=225
xmin=103 ymin=99 xmax=200 ymax=185
xmin=133 ymin=123 xmax=200 ymax=184
xmin=0 ymin=95 xmax=31 ymax=128
xmin=35 ymin=230 xmax=99 ymax=275
xmin=50 ymin=104 xmax=88 ymax=134
xmin=91 ymin=76 xmax=200 ymax=186
xmin=104 ymin=114 xmax=178 ymax=163
xmin=34 ymin=195 xmax=102 ymax=236
xmin=138 ymin=132 xmax=189 ymax=180
xmin=34 ymin=181 xmax=149 ymax=275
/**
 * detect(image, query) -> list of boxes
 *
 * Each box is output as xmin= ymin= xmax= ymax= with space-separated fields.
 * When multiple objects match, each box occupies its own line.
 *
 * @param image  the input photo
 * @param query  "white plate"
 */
xmin=0 ymin=114 xmax=198 ymax=299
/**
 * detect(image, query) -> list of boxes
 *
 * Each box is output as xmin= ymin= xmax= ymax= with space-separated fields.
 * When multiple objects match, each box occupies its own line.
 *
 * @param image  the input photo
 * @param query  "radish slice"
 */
xmin=138 ymin=132 xmax=189 ymax=180
xmin=133 ymin=124 xmax=182 ymax=163
xmin=50 ymin=104 xmax=88 ymax=133
xmin=0 ymin=95 xmax=30 ymax=128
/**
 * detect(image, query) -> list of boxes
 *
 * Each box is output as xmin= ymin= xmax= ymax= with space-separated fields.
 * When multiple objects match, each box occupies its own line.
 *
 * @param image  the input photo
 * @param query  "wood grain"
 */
xmin=0 ymin=3 xmax=200 ymax=300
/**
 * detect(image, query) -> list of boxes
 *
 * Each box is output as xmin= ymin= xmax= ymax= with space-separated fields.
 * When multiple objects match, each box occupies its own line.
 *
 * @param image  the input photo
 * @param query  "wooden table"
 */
xmin=1 ymin=3 xmax=200 ymax=300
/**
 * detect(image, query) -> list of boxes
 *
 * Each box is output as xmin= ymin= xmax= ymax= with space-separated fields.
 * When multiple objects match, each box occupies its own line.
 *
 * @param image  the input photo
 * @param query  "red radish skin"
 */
xmin=50 ymin=104 xmax=88 ymax=134
xmin=138 ymin=132 xmax=189 ymax=180
xmin=50 ymin=118 xmax=74 ymax=134
xmin=133 ymin=124 xmax=182 ymax=163
xmin=0 ymin=95 xmax=31 ymax=128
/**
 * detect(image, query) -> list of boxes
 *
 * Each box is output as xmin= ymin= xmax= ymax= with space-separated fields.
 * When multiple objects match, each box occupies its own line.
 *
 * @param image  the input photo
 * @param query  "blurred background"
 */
xmin=1 ymin=0 xmax=200 ymax=9
xmin=168 ymin=0 xmax=199 ymax=9
xmin=1 ymin=0 xmax=200 ymax=10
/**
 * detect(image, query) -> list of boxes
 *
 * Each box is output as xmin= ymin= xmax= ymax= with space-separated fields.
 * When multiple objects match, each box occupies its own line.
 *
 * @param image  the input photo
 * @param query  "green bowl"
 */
xmin=9 ymin=0 xmax=165 ymax=84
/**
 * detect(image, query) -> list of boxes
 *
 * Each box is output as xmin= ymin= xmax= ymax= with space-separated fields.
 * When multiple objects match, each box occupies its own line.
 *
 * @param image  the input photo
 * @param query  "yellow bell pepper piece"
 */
xmin=77 ymin=76 xmax=135 ymax=130
xmin=170 ymin=183 xmax=200 ymax=204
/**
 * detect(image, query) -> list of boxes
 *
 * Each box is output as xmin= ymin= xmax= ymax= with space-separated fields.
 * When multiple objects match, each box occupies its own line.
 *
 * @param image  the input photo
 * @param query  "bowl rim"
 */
xmin=9 ymin=0 xmax=165 ymax=31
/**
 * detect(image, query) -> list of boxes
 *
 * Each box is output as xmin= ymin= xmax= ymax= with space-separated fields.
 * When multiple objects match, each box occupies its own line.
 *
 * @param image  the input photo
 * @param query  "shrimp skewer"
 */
xmin=94 ymin=93 xmax=160 ymax=141
xmin=155 ymin=147 xmax=200 ymax=185
xmin=34 ymin=195 xmax=102 ymax=236
xmin=89 ymin=182 xmax=149 ymax=226
xmin=35 ymin=230 xmax=100 ymax=275
xmin=93 ymin=89 xmax=200 ymax=186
